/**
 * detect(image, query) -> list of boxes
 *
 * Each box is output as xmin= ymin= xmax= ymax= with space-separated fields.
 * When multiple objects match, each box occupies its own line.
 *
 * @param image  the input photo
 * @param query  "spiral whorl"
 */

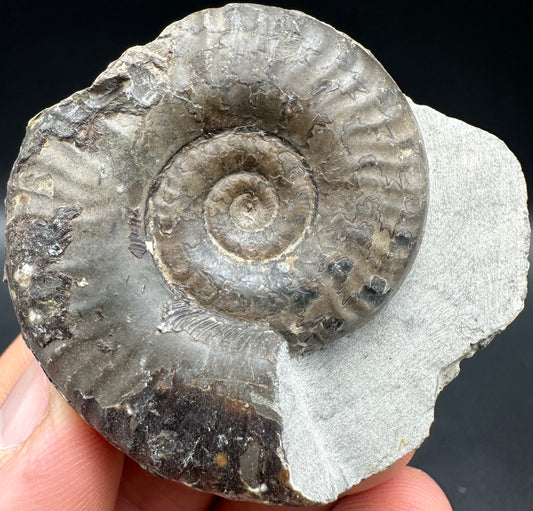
xmin=140 ymin=5 xmax=429 ymax=349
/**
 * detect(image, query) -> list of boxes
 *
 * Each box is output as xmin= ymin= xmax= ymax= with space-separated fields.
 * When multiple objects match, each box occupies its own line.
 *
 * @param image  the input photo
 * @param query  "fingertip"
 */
xmin=0 ymin=365 xmax=124 ymax=510
xmin=0 ymin=335 xmax=34 ymax=404
xmin=333 ymin=465 xmax=452 ymax=511
xmin=339 ymin=451 xmax=415 ymax=497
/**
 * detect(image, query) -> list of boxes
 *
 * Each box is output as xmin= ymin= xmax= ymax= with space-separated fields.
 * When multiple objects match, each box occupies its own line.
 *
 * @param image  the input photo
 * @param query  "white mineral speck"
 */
xmin=28 ymin=309 xmax=42 ymax=323
xmin=13 ymin=263 xmax=33 ymax=288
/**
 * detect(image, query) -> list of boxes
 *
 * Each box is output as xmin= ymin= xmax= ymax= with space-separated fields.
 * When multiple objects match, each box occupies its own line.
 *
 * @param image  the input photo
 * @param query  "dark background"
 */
xmin=0 ymin=1 xmax=531 ymax=509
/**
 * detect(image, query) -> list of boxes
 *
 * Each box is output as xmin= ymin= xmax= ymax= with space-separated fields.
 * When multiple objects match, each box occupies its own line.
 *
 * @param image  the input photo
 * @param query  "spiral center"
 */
xmin=146 ymin=130 xmax=317 ymax=320
xmin=229 ymin=186 xmax=278 ymax=232
xmin=206 ymin=172 xmax=280 ymax=248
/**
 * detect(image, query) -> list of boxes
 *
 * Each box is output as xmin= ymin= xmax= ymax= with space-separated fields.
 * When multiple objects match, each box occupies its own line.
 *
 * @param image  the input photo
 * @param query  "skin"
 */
xmin=0 ymin=335 xmax=453 ymax=511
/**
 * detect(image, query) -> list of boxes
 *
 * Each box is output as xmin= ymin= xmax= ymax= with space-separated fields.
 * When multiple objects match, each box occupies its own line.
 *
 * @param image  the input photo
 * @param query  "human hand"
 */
xmin=0 ymin=335 xmax=452 ymax=511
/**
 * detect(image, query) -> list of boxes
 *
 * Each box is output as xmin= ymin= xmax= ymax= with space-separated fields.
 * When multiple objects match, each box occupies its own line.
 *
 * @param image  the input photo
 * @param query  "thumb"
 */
xmin=0 ymin=336 xmax=124 ymax=511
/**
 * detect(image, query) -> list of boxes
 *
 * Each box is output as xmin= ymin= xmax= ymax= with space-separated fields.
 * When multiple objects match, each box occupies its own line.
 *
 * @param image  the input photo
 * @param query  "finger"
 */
xmin=339 ymin=451 xmax=414 ymax=496
xmin=0 ymin=339 xmax=125 ymax=511
xmin=0 ymin=335 xmax=34 ymax=403
xmin=116 ymin=456 xmax=216 ymax=511
xmin=213 ymin=496 xmax=334 ymax=511
xmin=332 ymin=465 xmax=452 ymax=511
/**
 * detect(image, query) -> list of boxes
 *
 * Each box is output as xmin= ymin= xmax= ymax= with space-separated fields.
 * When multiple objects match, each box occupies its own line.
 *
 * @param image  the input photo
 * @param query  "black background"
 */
xmin=0 ymin=1 xmax=531 ymax=509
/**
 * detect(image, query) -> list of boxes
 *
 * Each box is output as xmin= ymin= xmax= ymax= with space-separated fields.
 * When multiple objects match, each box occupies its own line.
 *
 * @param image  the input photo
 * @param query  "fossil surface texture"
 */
xmin=4 ymin=3 xmax=529 ymax=506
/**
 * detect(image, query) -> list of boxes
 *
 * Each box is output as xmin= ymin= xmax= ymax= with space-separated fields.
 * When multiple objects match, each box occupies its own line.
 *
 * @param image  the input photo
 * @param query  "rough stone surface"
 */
xmin=4 ymin=3 xmax=529 ymax=506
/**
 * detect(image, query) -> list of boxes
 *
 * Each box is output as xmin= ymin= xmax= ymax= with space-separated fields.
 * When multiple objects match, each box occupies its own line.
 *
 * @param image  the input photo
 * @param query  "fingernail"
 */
xmin=0 ymin=359 xmax=50 ymax=449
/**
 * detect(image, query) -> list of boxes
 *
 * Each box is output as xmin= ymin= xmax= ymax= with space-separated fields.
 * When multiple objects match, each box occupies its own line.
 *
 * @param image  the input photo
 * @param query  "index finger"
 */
xmin=0 ymin=335 xmax=34 ymax=404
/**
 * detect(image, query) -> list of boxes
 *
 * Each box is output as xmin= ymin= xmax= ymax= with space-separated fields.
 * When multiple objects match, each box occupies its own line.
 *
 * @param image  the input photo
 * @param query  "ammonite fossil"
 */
xmin=5 ymin=3 xmax=529 ymax=506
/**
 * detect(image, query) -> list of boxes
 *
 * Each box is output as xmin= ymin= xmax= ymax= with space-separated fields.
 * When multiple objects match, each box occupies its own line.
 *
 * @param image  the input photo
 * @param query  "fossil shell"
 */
xmin=5 ymin=3 xmax=429 ymax=505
